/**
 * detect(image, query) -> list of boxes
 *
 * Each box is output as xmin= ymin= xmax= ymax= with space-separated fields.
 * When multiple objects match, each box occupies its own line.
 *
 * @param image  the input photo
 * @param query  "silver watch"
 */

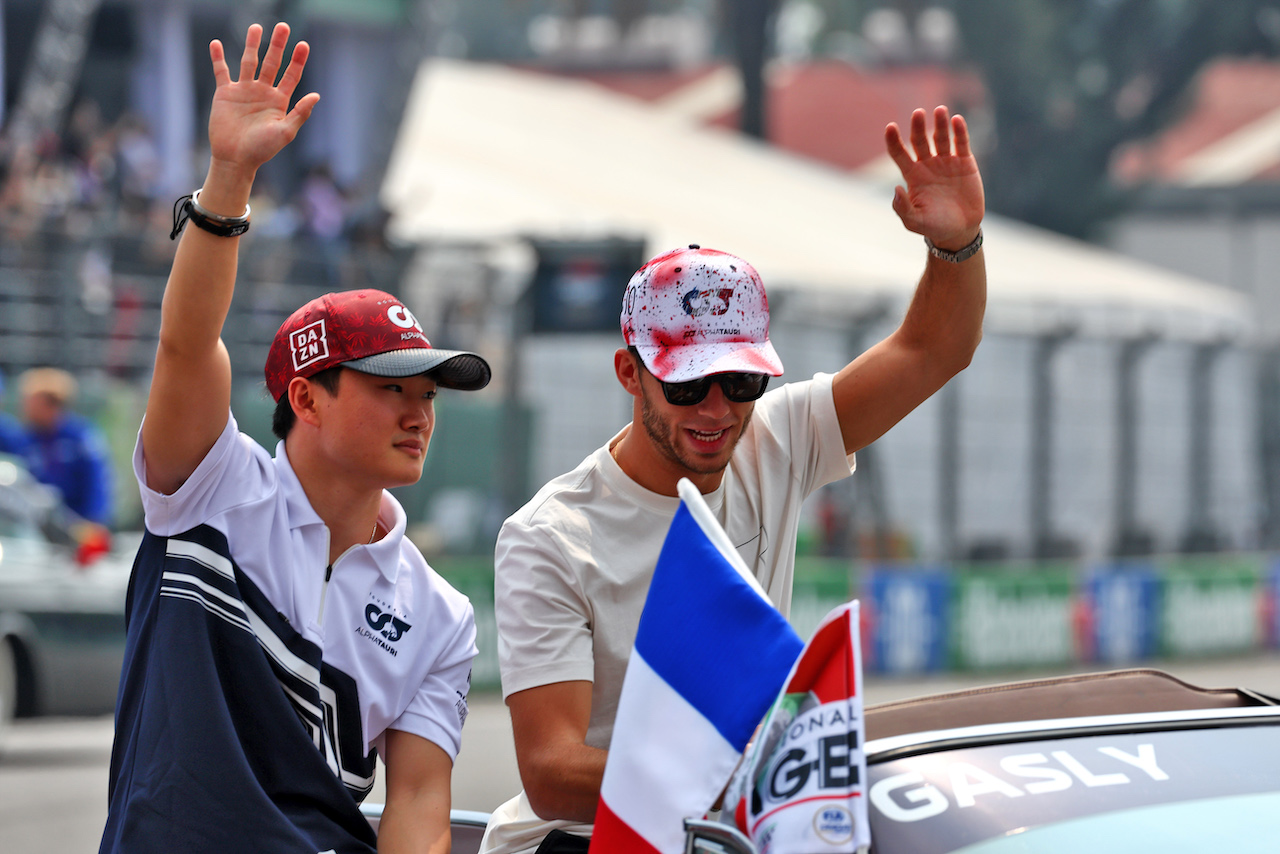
xmin=925 ymin=229 xmax=983 ymax=263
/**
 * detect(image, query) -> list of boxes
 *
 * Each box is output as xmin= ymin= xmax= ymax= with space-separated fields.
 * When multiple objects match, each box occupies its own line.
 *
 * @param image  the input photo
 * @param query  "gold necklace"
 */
xmin=368 ymin=521 xmax=378 ymax=544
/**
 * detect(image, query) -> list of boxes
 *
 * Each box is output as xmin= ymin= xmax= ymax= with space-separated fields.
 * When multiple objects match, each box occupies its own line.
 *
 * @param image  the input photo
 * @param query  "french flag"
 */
xmin=589 ymin=478 xmax=805 ymax=854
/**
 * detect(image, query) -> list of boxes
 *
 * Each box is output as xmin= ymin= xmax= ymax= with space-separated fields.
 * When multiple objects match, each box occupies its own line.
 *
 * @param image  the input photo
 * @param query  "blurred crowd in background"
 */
xmin=0 ymin=96 xmax=385 ymax=258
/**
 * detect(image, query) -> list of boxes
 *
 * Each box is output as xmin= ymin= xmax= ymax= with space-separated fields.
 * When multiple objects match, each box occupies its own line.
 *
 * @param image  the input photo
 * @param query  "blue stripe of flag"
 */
xmin=634 ymin=502 xmax=804 ymax=751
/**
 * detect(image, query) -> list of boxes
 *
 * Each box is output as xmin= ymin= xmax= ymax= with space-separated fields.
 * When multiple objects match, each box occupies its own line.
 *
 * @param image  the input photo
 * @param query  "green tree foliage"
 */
xmin=774 ymin=1 xmax=1280 ymax=236
xmin=950 ymin=0 xmax=1280 ymax=237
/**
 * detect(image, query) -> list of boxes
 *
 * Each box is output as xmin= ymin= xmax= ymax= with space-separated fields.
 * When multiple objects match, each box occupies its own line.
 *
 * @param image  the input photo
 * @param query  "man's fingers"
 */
xmin=285 ymin=92 xmax=321 ymax=135
xmin=884 ymin=122 xmax=915 ymax=173
xmin=276 ymin=41 xmax=311 ymax=102
xmin=890 ymin=185 xmax=922 ymax=234
xmin=257 ymin=22 xmax=291 ymax=85
xmin=908 ymin=108 xmax=931 ymax=158
xmin=209 ymin=40 xmax=231 ymax=87
xmin=951 ymin=114 xmax=973 ymax=158
xmin=238 ymin=23 xmax=263 ymax=83
xmin=932 ymin=106 xmax=952 ymax=157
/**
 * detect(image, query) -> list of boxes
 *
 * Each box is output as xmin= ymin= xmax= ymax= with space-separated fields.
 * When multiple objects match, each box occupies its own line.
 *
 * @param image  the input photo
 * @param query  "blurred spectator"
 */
xmin=19 ymin=367 xmax=114 ymax=527
xmin=297 ymin=163 xmax=350 ymax=284
xmin=114 ymin=112 xmax=161 ymax=218
xmin=297 ymin=162 xmax=347 ymax=241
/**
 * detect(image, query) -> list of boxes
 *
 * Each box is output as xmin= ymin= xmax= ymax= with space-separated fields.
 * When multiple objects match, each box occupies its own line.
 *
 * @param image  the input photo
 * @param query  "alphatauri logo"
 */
xmin=365 ymin=604 xmax=411 ymax=642
xmin=356 ymin=602 xmax=412 ymax=656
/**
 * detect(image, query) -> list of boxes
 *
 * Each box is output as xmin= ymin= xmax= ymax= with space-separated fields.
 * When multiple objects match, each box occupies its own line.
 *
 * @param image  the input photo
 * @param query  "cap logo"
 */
xmin=682 ymin=287 xmax=734 ymax=318
xmin=388 ymin=304 xmax=423 ymax=332
xmin=290 ymin=320 xmax=329 ymax=371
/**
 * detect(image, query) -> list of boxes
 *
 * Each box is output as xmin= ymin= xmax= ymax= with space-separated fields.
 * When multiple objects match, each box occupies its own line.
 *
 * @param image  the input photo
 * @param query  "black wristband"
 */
xmin=170 ymin=192 xmax=251 ymax=240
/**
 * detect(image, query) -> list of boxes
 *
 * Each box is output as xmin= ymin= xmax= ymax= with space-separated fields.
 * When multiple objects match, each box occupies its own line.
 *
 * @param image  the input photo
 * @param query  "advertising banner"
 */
xmin=866 ymin=567 xmax=950 ymax=674
xmin=1157 ymin=556 xmax=1263 ymax=657
xmin=950 ymin=566 xmax=1075 ymax=670
xmin=1085 ymin=564 xmax=1159 ymax=664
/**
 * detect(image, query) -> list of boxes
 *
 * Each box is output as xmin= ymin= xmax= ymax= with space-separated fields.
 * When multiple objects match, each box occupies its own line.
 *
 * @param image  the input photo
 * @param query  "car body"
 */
xmin=861 ymin=669 xmax=1280 ymax=853
xmin=680 ymin=668 xmax=1280 ymax=853
xmin=0 ymin=455 xmax=133 ymax=736
xmin=361 ymin=669 xmax=1280 ymax=854
xmin=384 ymin=666 xmax=1275 ymax=854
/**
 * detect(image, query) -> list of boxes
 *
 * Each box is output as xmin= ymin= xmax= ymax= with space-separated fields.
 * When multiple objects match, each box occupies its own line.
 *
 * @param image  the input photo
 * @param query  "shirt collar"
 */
xmin=274 ymin=440 xmax=324 ymax=531
xmin=273 ymin=440 xmax=406 ymax=582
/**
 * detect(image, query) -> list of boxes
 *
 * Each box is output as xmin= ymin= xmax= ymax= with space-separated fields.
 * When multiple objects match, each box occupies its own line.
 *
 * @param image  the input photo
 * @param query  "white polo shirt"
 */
xmin=132 ymin=413 xmax=476 ymax=772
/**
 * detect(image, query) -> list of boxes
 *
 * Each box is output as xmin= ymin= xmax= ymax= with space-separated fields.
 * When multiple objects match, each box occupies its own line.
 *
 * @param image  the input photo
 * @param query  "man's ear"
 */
xmin=287 ymin=376 xmax=324 ymax=428
xmin=614 ymin=348 xmax=643 ymax=397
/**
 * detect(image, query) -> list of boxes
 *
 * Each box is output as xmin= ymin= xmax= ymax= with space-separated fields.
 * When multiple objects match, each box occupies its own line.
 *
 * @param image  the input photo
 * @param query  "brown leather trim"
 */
xmin=865 ymin=668 xmax=1262 ymax=741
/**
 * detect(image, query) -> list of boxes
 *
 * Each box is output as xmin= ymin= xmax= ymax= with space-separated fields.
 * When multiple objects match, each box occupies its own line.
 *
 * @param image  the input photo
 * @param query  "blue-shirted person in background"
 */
xmin=18 ymin=367 xmax=113 ymax=526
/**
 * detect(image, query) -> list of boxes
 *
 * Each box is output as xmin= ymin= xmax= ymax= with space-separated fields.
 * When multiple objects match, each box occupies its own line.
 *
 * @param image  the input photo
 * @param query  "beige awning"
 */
xmin=382 ymin=59 xmax=1251 ymax=341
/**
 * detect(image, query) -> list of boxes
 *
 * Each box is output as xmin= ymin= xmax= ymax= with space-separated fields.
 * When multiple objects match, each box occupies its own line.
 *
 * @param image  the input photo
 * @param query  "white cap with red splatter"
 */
xmin=620 ymin=244 xmax=785 ymax=383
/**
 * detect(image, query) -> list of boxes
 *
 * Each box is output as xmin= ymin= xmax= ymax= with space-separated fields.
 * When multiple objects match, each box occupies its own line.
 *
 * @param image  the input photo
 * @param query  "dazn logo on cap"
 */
xmin=290 ymin=320 xmax=329 ymax=372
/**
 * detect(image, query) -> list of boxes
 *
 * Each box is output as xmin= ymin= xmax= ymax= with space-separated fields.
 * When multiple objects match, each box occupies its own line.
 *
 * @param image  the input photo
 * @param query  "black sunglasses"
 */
xmin=659 ymin=373 xmax=770 ymax=406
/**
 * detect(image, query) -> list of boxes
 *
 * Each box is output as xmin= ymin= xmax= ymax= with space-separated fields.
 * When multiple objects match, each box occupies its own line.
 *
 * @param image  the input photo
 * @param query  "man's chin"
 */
xmin=677 ymin=448 xmax=734 ymax=477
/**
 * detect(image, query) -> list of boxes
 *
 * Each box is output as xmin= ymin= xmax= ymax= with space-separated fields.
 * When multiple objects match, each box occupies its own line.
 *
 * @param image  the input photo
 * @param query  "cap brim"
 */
xmin=343 ymin=348 xmax=492 ymax=391
xmin=635 ymin=340 xmax=784 ymax=383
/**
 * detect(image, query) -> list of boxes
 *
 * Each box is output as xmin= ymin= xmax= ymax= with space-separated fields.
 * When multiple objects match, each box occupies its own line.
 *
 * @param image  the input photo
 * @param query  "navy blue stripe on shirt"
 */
xmin=102 ymin=526 xmax=378 ymax=854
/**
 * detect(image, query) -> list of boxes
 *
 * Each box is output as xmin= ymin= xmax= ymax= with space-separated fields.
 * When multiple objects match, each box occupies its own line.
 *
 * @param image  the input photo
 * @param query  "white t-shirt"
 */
xmin=483 ymin=374 xmax=853 ymax=853
xmin=133 ymin=414 xmax=477 ymax=768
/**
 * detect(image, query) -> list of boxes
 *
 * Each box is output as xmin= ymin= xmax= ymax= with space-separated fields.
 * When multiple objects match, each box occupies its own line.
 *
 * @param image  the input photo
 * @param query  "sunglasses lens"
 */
xmin=662 ymin=378 xmax=711 ymax=405
xmin=721 ymin=373 xmax=769 ymax=402
xmin=660 ymin=374 xmax=769 ymax=405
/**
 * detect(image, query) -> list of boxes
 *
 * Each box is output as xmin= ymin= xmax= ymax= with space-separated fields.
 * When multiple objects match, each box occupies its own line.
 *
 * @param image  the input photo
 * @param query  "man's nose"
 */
xmin=403 ymin=400 xmax=433 ymax=430
xmin=696 ymin=381 xmax=732 ymax=416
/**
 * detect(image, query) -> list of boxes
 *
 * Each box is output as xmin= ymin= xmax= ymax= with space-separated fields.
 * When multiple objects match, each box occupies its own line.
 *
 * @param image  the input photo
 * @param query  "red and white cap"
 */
xmin=264 ymin=289 xmax=491 ymax=401
xmin=621 ymin=245 xmax=784 ymax=383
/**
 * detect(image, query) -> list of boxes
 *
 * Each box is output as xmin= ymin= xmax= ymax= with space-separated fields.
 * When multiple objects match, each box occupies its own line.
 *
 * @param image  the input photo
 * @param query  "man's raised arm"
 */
xmin=832 ymin=105 xmax=986 ymax=456
xmin=141 ymin=22 xmax=318 ymax=495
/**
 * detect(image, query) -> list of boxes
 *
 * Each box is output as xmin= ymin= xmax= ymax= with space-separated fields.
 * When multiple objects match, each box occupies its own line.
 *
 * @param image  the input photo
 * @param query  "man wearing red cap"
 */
xmin=485 ymin=106 xmax=985 ymax=854
xmin=100 ymin=24 xmax=490 ymax=854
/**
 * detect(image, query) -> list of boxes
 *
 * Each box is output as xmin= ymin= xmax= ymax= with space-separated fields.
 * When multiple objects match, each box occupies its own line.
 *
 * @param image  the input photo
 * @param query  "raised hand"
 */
xmin=207 ymin=22 xmax=319 ymax=178
xmin=885 ymin=106 xmax=985 ymax=250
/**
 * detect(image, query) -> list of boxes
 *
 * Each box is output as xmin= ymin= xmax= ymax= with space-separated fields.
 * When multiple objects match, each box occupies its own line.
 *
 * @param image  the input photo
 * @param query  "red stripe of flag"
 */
xmin=590 ymin=799 xmax=664 ymax=854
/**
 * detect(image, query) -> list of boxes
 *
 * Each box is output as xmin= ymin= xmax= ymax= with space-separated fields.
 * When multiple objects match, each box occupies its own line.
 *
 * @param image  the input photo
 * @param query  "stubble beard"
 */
xmin=638 ymin=385 xmax=753 ymax=477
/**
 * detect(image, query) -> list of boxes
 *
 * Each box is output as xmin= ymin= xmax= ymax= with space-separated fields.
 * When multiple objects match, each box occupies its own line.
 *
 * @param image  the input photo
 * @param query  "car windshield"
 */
xmin=867 ymin=723 xmax=1280 ymax=854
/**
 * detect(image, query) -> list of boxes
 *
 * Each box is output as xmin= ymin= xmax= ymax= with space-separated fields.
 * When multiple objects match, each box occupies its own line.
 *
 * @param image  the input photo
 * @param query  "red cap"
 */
xmin=264 ymin=289 xmax=490 ymax=401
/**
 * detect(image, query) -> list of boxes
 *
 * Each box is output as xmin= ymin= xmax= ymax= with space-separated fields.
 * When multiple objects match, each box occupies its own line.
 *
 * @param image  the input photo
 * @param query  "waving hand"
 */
xmin=885 ymin=106 xmax=985 ymax=251
xmin=207 ymin=22 xmax=319 ymax=178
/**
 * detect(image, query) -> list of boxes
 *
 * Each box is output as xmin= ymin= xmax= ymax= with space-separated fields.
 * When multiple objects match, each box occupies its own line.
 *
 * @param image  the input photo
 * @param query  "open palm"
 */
xmin=886 ymin=106 xmax=985 ymax=248
xmin=207 ymin=23 xmax=319 ymax=173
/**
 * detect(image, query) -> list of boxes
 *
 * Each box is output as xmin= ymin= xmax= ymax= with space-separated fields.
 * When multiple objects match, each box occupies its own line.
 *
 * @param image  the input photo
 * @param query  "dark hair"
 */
xmin=271 ymin=366 xmax=344 ymax=439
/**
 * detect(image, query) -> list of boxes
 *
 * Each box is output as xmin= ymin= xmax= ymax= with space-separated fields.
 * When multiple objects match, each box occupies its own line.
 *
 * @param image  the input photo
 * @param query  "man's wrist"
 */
xmin=925 ymin=229 xmax=983 ymax=263
xmin=199 ymin=160 xmax=257 ymax=217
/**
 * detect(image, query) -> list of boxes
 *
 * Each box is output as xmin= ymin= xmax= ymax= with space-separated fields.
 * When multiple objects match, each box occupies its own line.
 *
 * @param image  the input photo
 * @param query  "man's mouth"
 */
xmin=688 ymin=428 xmax=729 ymax=446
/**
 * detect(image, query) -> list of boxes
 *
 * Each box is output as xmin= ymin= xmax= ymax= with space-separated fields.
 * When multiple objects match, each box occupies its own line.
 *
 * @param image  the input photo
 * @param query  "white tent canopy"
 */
xmin=381 ymin=59 xmax=1250 ymax=342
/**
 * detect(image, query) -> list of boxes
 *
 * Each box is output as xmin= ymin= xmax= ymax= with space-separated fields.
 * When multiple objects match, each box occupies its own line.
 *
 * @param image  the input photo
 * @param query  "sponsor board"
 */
xmin=951 ymin=569 xmax=1075 ymax=669
xmin=867 ymin=568 xmax=949 ymax=674
xmin=1158 ymin=558 xmax=1262 ymax=656
xmin=1085 ymin=564 xmax=1159 ymax=663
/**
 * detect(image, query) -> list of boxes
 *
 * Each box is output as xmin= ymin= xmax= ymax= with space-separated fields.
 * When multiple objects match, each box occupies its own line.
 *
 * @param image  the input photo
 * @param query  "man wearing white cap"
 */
xmin=484 ymin=106 xmax=986 ymax=854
